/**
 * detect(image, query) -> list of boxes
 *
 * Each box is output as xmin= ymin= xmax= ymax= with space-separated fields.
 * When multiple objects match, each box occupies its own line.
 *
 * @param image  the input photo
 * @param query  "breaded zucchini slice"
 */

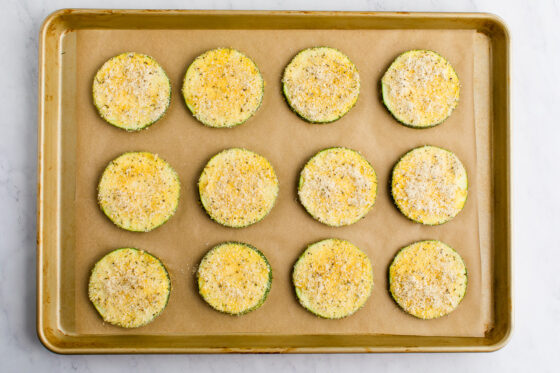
xmin=381 ymin=50 xmax=460 ymax=128
xmin=298 ymin=147 xmax=377 ymax=227
xmin=88 ymin=248 xmax=171 ymax=328
xmin=293 ymin=239 xmax=373 ymax=319
xmin=198 ymin=148 xmax=278 ymax=228
xmin=98 ymin=152 xmax=180 ymax=232
xmin=282 ymin=47 xmax=360 ymax=123
xmin=389 ymin=240 xmax=467 ymax=319
xmin=391 ymin=145 xmax=467 ymax=225
xmin=92 ymin=52 xmax=171 ymax=131
xmin=197 ymin=242 xmax=272 ymax=315
xmin=182 ymin=48 xmax=264 ymax=128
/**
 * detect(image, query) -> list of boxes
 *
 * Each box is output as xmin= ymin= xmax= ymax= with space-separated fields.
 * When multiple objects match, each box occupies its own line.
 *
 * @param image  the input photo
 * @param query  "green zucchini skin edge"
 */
xmin=282 ymin=46 xmax=360 ymax=124
xmin=198 ymin=147 xmax=279 ymax=228
xmin=297 ymin=147 xmax=377 ymax=227
xmin=380 ymin=49 xmax=460 ymax=129
xmin=92 ymin=52 xmax=172 ymax=132
xmin=89 ymin=247 xmax=172 ymax=328
xmin=390 ymin=145 xmax=468 ymax=226
xmin=197 ymin=241 xmax=273 ymax=316
xmin=97 ymin=151 xmax=181 ymax=232
xmin=182 ymin=48 xmax=265 ymax=128
xmin=387 ymin=240 xmax=468 ymax=320
xmin=292 ymin=238 xmax=374 ymax=319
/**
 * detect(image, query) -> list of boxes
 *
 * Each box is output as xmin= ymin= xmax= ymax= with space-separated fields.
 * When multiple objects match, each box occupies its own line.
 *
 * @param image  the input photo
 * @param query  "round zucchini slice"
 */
xmin=182 ymin=48 xmax=264 ymax=128
xmin=282 ymin=47 xmax=360 ymax=123
xmin=198 ymin=148 xmax=278 ymax=228
xmin=298 ymin=147 xmax=377 ymax=227
xmin=197 ymin=242 xmax=272 ymax=315
xmin=293 ymin=239 xmax=373 ymax=319
xmin=92 ymin=52 xmax=171 ymax=131
xmin=88 ymin=248 xmax=171 ymax=328
xmin=391 ymin=145 xmax=467 ymax=225
xmin=381 ymin=49 xmax=460 ymax=128
xmin=98 ymin=152 xmax=181 ymax=232
xmin=389 ymin=240 xmax=467 ymax=319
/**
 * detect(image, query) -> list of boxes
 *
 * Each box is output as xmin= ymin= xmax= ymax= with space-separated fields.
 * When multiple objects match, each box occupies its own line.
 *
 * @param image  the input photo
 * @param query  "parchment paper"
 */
xmin=74 ymin=28 xmax=488 ymax=336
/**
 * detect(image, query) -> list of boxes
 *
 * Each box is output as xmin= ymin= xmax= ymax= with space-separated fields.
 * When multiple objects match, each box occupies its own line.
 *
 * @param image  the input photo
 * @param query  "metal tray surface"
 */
xmin=37 ymin=9 xmax=511 ymax=353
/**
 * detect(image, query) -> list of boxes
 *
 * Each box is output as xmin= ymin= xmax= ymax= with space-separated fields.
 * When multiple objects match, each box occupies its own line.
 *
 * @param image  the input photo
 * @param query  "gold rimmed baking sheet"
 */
xmin=37 ymin=9 xmax=511 ymax=353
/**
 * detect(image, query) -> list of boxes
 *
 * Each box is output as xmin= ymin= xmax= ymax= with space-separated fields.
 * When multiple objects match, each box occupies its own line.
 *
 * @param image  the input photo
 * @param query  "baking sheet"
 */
xmin=73 ymin=28 xmax=487 ymax=337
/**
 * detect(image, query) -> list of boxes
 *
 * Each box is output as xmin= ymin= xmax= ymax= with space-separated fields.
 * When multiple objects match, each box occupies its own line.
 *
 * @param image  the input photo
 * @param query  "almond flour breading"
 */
xmin=198 ymin=148 xmax=279 ymax=228
xmin=88 ymin=248 xmax=171 ymax=328
xmin=197 ymin=242 xmax=271 ymax=315
xmin=392 ymin=145 xmax=467 ymax=225
xmin=282 ymin=47 xmax=360 ymax=123
xmin=293 ymin=239 xmax=373 ymax=319
xmin=182 ymin=48 xmax=264 ymax=128
xmin=389 ymin=240 xmax=467 ymax=319
xmin=381 ymin=50 xmax=460 ymax=127
xmin=98 ymin=152 xmax=181 ymax=232
xmin=92 ymin=52 xmax=171 ymax=131
xmin=299 ymin=147 xmax=377 ymax=226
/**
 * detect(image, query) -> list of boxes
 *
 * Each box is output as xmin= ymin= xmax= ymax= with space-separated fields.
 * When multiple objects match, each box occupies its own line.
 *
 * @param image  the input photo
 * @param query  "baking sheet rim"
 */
xmin=37 ymin=9 xmax=512 ymax=353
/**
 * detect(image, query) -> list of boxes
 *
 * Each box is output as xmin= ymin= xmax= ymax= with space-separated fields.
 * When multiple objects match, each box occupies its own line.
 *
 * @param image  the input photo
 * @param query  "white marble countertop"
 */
xmin=1 ymin=0 xmax=558 ymax=371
